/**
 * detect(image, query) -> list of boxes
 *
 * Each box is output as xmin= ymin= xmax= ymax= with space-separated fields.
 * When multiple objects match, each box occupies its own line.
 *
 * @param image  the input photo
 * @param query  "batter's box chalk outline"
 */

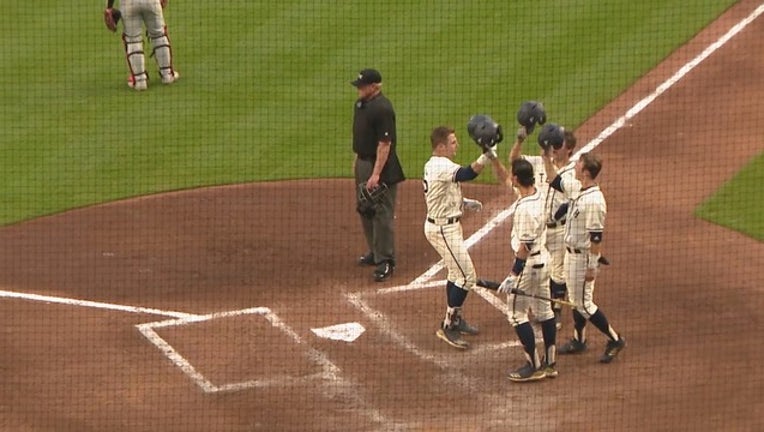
xmin=136 ymin=307 xmax=341 ymax=393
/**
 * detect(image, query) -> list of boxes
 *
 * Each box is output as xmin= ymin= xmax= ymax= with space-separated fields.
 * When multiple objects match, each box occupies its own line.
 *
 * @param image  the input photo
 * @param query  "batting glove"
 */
xmin=498 ymin=275 xmax=517 ymax=294
xmin=463 ymin=198 xmax=482 ymax=212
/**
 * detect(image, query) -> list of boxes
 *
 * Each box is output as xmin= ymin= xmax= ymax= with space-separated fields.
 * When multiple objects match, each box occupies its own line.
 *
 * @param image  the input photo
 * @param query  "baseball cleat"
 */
xmin=599 ymin=337 xmax=626 ymax=363
xmin=559 ymin=338 xmax=587 ymax=354
xmin=127 ymin=76 xmax=147 ymax=91
xmin=542 ymin=363 xmax=559 ymax=379
xmin=161 ymin=70 xmax=180 ymax=85
xmin=435 ymin=326 xmax=469 ymax=350
xmin=507 ymin=363 xmax=546 ymax=383
xmin=453 ymin=316 xmax=479 ymax=336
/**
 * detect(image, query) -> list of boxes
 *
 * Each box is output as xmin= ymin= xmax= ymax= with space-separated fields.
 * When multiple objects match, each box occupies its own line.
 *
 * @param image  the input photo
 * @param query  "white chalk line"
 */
xmin=136 ymin=307 xmax=342 ymax=394
xmin=0 ymin=289 xmax=196 ymax=319
xmin=0 ymin=288 xmax=393 ymax=427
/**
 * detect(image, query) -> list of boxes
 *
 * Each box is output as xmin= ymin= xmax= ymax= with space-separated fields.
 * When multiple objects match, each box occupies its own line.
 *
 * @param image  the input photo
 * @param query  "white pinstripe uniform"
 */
xmin=560 ymin=177 xmax=604 ymax=318
xmin=522 ymin=157 xmax=576 ymax=286
xmin=423 ymin=156 xmax=476 ymax=290
xmin=507 ymin=188 xmax=553 ymax=326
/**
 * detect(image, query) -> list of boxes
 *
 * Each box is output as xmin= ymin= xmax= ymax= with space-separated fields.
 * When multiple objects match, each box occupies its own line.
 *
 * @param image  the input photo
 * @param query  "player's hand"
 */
xmin=365 ymin=174 xmax=380 ymax=191
xmin=516 ymin=126 xmax=527 ymax=142
xmin=463 ymin=198 xmax=482 ymax=212
xmin=484 ymin=145 xmax=498 ymax=160
xmin=498 ymin=275 xmax=517 ymax=294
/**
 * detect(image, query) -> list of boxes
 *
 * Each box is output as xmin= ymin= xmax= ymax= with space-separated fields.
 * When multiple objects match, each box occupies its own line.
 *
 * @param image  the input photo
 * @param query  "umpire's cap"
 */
xmin=351 ymin=68 xmax=382 ymax=87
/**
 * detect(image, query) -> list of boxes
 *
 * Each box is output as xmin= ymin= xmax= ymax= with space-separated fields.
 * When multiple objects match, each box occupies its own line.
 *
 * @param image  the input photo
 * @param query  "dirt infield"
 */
xmin=1 ymin=2 xmax=763 ymax=431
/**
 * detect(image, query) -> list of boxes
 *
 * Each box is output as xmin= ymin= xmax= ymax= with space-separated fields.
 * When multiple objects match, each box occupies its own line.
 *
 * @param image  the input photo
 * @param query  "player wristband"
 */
xmin=476 ymin=153 xmax=492 ymax=166
xmin=511 ymin=257 xmax=526 ymax=275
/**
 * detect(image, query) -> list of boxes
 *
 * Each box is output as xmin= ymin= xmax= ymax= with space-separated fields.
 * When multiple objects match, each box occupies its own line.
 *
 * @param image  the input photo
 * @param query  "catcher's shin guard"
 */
xmin=150 ymin=27 xmax=176 ymax=83
xmin=123 ymin=33 xmax=147 ymax=88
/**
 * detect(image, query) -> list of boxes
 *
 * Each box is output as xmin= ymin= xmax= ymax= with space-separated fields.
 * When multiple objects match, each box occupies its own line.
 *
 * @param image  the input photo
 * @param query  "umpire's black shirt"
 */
xmin=353 ymin=92 xmax=405 ymax=184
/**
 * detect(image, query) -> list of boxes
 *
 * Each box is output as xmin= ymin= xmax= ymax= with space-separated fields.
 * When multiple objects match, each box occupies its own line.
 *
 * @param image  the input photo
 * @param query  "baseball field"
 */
xmin=1 ymin=0 xmax=763 ymax=431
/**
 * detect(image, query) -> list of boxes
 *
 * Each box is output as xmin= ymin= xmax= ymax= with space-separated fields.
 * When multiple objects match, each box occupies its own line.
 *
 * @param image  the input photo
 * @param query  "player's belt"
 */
xmin=529 ymin=251 xmax=541 ymax=257
xmin=546 ymin=220 xmax=566 ymax=228
xmin=566 ymin=247 xmax=584 ymax=254
xmin=427 ymin=216 xmax=461 ymax=225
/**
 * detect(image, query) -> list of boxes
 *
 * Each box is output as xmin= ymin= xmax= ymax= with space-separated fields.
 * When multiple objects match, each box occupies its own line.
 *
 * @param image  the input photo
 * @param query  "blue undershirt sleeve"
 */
xmin=455 ymin=166 xmax=479 ymax=182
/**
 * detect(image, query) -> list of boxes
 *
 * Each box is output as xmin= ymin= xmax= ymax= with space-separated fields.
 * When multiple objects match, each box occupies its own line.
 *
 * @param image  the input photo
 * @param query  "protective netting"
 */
xmin=1 ymin=1 xmax=762 ymax=431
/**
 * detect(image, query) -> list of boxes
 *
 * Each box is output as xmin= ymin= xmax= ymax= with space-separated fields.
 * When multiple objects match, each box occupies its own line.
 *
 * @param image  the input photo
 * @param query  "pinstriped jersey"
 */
xmin=523 ymin=156 xmax=577 ymax=225
xmin=564 ymin=185 xmax=606 ymax=250
xmin=423 ymin=155 xmax=463 ymax=219
xmin=511 ymin=188 xmax=547 ymax=254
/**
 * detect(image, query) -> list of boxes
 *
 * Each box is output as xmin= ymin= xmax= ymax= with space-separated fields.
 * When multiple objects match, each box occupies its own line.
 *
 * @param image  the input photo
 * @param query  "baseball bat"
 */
xmin=476 ymin=278 xmax=577 ymax=308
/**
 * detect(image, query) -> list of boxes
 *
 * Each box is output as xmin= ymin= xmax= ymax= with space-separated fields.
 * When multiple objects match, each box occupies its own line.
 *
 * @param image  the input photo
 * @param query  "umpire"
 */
xmin=351 ymin=68 xmax=405 ymax=282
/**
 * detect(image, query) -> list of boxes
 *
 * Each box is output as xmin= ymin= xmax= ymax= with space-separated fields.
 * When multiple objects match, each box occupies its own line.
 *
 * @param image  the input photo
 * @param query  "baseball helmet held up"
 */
xmin=467 ymin=114 xmax=503 ymax=148
xmin=516 ymin=101 xmax=547 ymax=133
xmin=537 ymin=123 xmax=565 ymax=151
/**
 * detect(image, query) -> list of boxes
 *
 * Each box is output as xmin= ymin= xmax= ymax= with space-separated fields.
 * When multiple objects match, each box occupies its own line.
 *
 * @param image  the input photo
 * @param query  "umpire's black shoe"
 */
xmin=357 ymin=252 xmax=375 ymax=266
xmin=373 ymin=261 xmax=394 ymax=282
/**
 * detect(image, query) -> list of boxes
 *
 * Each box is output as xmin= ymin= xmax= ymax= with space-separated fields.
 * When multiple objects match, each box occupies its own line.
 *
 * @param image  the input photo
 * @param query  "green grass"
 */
xmin=0 ymin=0 xmax=737 ymax=225
xmin=695 ymin=153 xmax=764 ymax=241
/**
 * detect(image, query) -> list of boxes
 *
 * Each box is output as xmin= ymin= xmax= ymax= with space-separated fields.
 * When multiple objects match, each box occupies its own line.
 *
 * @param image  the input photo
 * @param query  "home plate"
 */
xmin=311 ymin=322 xmax=366 ymax=342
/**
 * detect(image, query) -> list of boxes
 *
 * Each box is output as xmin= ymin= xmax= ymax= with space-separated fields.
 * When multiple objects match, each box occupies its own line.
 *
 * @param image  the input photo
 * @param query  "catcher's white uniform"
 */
xmin=117 ymin=0 xmax=178 ymax=89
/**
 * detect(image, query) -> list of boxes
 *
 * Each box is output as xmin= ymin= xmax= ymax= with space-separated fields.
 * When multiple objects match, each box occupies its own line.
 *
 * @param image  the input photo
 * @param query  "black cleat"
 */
xmin=373 ymin=261 xmax=394 ymax=282
xmin=600 ymin=337 xmax=626 ymax=363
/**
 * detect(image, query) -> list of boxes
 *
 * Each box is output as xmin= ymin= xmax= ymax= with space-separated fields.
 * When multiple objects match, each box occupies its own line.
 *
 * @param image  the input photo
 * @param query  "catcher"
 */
xmin=103 ymin=0 xmax=179 ymax=90
xmin=425 ymin=118 xmax=507 ymax=350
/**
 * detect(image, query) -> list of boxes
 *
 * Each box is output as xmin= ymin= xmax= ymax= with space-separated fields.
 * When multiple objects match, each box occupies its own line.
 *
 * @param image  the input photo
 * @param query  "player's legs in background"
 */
xmin=121 ymin=3 xmax=147 ymax=90
xmin=145 ymin=1 xmax=177 ymax=84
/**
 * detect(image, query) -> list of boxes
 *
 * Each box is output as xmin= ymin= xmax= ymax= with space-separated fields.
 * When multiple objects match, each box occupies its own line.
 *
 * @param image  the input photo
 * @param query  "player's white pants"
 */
xmin=506 ymin=252 xmax=554 ymax=326
xmin=121 ymin=0 xmax=169 ymax=82
xmin=546 ymin=226 xmax=566 ymax=284
xmin=150 ymin=31 xmax=175 ymax=80
xmin=564 ymin=250 xmax=599 ymax=318
xmin=424 ymin=221 xmax=476 ymax=290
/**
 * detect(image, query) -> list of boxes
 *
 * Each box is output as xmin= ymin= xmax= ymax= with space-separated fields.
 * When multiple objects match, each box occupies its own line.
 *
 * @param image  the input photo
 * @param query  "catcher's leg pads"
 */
xmin=149 ymin=27 xmax=175 ymax=82
xmin=123 ymin=33 xmax=147 ymax=84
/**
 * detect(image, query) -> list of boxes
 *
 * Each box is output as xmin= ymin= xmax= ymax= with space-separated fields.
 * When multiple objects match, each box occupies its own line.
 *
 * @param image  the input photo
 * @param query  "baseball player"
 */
xmin=424 ymin=125 xmax=505 ymax=349
xmin=552 ymin=152 xmax=626 ymax=363
xmin=510 ymin=122 xmax=578 ymax=330
xmin=497 ymin=158 xmax=558 ymax=382
xmin=103 ymin=0 xmax=179 ymax=90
